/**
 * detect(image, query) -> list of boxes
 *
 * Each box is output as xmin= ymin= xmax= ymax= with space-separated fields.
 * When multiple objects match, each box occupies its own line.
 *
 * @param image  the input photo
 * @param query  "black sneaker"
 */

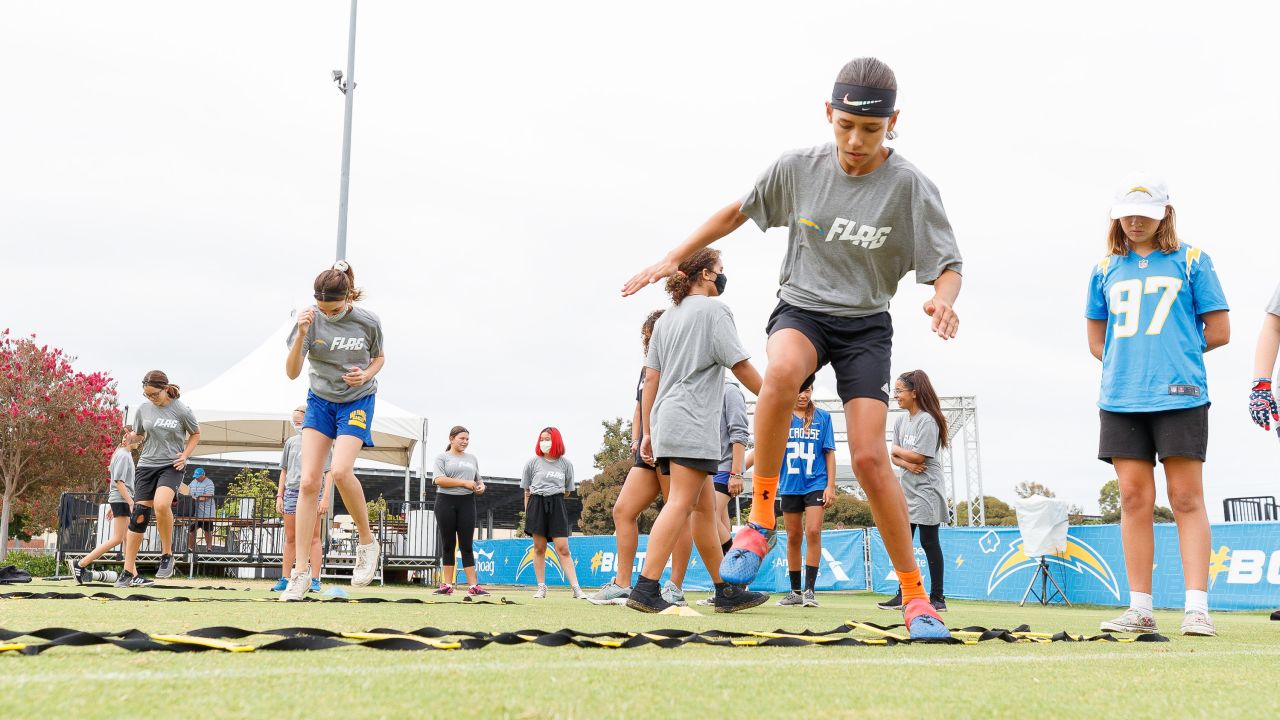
xmin=931 ymin=599 xmax=948 ymax=612
xmin=129 ymin=573 xmax=155 ymax=588
xmin=155 ymin=554 xmax=175 ymax=579
xmin=624 ymin=581 xmax=672 ymax=614
xmin=114 ymin=570 xmax=134 ymax=588
xmin=714 ymin=584 xmax=769 ymax=614
xmin=67 ymin=559 xmax=86 ymax=585
xmin=877 ymin=593 xmax=903 ymax=610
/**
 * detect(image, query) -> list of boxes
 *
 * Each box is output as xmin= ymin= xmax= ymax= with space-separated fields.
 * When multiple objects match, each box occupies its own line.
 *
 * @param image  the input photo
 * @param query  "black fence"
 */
xmin=54 ymin=492 xmax=491 ymax=584
xmin=1223 ymin=496 xmax=1279 ymax=522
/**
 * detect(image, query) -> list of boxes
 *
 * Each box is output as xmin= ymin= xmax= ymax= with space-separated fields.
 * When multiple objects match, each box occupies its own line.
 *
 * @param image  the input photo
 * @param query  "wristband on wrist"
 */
xmin=1254 ymin=378 xmax=1272 ymax=390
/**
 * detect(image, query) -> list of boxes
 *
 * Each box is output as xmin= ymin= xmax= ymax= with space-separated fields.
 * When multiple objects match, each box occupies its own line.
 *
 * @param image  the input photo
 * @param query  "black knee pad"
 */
xmin=128 ymin=504 xmax=153 ymax=533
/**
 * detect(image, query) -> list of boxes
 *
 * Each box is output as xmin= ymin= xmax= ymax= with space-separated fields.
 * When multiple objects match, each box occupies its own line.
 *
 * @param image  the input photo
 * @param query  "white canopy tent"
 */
xmin=180 ymin=322 xmax=428 ymax=496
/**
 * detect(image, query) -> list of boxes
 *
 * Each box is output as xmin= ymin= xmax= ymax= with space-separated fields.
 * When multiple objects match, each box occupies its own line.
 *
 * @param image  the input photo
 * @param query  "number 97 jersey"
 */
xmin=1085 ymin=244 xmax=1229 ymax=412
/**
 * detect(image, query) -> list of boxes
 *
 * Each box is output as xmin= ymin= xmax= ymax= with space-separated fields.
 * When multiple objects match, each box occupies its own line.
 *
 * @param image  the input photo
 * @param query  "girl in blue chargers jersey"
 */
xmin=773 ymin=375 xmax=835 ymax=608
xmin=1085 ymin=177 xmax=1230 ymax=637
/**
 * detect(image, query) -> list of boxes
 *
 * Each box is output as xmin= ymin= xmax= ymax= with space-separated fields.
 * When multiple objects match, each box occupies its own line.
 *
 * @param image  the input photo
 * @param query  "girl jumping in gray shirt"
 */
xmin=282 ymin=261 xmax=386 ymax=601
xmin=627 ymin=248 xmax=768 ymax=614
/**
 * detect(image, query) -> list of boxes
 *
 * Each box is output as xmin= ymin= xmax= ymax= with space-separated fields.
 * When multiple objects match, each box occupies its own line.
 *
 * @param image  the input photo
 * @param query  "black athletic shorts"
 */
xmin=192 ymin=520 xmax=214 ymax=532
xmin=134 ymin=465 xmax=183 ymax=502
xmin=656 ymin=457 xmax=718 ymax=476
xmin=1098 ymin=404 xmax=1210 ymax=464
xmin=109 ymin=501 xmax=131 ymax=517
xmin=767 ymin=301 xmax=892 ymax=404
xmin=633 ymin=444 xmax=656 ymax=470
xmin=781 ymin=490 xmax=825 ymax=513
xmin=525 ymin=493 xmax=571 ymax=539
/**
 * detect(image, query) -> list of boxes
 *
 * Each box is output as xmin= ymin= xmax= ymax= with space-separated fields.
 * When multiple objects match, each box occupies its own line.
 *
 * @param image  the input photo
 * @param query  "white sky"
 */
xmin=5 ymin=1 xmax=1278 ymax=517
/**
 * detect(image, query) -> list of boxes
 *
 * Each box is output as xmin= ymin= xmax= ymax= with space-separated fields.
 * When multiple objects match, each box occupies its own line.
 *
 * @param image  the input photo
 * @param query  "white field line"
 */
xmin=3 ymin=647 xmax=1279 ymax=687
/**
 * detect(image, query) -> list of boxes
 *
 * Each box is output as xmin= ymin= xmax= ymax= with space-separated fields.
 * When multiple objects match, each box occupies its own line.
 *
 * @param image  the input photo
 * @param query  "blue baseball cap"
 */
xmin=192 ymin=468 xmax=205 ymax=479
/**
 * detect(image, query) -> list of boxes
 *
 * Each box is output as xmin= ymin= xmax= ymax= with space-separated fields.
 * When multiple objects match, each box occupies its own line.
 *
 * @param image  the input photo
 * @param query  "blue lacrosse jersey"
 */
xmin=1085 ymin=244 xmax=1229 ymax=412
xmin=779 ymin=408 xmax=838 ymax=495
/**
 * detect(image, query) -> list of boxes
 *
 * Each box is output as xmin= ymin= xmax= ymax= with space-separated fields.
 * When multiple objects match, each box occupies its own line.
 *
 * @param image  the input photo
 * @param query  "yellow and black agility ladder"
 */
xmin=0 ymin=589 xmax=517 ymax=605
xmin=0 ymin=622 xmax=1169 ymax=655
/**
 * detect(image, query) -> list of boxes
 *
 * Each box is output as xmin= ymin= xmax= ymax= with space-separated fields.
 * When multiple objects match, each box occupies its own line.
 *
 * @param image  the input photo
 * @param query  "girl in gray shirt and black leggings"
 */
xmin=433 ymin=426 xmax=488 ymax=597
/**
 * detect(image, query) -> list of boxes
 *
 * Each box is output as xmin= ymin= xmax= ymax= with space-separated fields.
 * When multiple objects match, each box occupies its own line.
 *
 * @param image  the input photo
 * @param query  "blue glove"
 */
xmin=1249 ymin=378 xmax=1279 ymax=432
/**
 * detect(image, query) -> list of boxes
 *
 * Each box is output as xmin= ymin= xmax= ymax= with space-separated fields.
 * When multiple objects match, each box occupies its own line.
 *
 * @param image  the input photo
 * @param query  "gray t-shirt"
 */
xmin=132 ymin=400 xmax=200 ymax=469
xmin=434 ymin=452 xmax=482 ymax=497
xmin=645 ymin=295 xmax=751 ymax=461
xmin=1268 ymin=282 xmax=1280 ymax=317
xmin=894 ymin=410 xmax=947 ymax=526
xmin=719 ymin=381 xmax=750 ymax=472
xmin=740 ymin=145 xmax=963 ymax=318
xmin=521 ymin=456 xmax=574 ymax=497
xmin=107 ymin=448 xmax=135 ymax=504
xmin=287 ymin=306 xmax=384 ymax=403
xmin=280 ymin=434 xmax=333 ymax=491
xmin=188 ymin=478 xmax=216 ymax=518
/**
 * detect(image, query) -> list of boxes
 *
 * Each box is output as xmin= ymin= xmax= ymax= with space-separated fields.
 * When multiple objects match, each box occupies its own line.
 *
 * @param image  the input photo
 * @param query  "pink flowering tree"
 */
xmin=0 ymin=329 xmax=119 ymax=559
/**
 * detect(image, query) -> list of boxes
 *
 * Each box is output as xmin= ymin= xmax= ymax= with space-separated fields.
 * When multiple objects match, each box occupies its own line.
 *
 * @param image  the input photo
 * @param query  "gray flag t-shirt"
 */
xmin=645 ymin=295 xmax=751 ymax=461
xmin=133 ymin=400 xmax=200 ymax=469
xmin=280 ymin=434 xmax=333 ymax=491
xmin=434 ymin=452 xmax=482 ymax=497
xmin=287 ymin=306 xmax=384 ymax=403
xmin=740 ymin=145 xmax=963 ymax=318
xmin=107 ymin=448 xmax=135 ymax=504
xmin=1268 ymin=282 xmax=1280 ymax=317
xmin=521 ymin=456 xmax=574 ymax=496
xmin=893 ymin=410 xmax=947 ymax=526
xmin=719 ymin=381 xmax=750 ymax=472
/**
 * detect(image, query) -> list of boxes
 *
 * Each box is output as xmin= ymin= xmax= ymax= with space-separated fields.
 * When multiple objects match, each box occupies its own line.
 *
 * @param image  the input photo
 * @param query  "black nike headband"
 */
xmin=830 ymin=83 xmax=897 ymax=117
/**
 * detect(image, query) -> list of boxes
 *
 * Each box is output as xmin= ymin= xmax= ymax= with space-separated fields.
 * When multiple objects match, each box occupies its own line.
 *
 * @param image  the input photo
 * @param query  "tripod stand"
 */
xmin=1019 ymin=557 xmax=1070 ymax=607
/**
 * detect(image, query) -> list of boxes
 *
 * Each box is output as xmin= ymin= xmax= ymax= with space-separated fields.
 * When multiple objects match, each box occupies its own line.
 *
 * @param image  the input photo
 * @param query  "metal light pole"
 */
xmin=333 ymin=0 xmax=358 ymax=262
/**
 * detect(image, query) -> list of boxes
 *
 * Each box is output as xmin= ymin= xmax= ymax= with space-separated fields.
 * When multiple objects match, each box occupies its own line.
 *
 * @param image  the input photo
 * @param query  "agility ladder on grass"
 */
xmin=0 ymin=590 xmax=517 ymax=605
xmin=0 ymin=622 xmax=1169 ymax=655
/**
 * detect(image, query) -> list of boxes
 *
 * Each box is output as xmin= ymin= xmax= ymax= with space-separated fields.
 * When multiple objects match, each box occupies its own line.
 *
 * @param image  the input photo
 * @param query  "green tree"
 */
xmin=823 ymin=493 xmax=873 ymax=528
xmin=220 ymin=468 xmax=278 ymax=518
xmin=1014 ymin=481 xmax=1056 ymax=499
xmin=1098 ymin=478 xmax=1174 ymax=523
xmin=954 ymin=496 xmax=1018 ymax=526
xmin=577 ymin=417 xmax=650 ymax=535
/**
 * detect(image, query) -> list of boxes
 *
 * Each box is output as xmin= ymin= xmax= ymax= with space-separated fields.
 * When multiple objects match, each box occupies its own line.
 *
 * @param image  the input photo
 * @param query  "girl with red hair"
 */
xmin=521 ymin=427 xmax=585 ymax=598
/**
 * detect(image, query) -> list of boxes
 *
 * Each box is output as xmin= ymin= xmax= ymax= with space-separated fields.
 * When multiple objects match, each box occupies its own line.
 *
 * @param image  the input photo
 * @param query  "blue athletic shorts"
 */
xmin=304 ymin=390 xmax=376 ymax=447
xmin=281 ymin=486 xmax=325 ymax=515
xmin=712 ymin=471 xmax=731 ymax=496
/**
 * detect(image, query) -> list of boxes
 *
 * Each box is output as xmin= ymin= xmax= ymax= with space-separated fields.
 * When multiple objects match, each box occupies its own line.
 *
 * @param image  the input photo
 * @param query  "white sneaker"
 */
xmin=533 ymin=584 xmax=547 ymax=599
xmin=1100 ymin=607 xmax=1157 ymax=633
xmin=572 ymin=585 xmax=588 ymax=600
xmin=351 ymin=541 xmax=380 ymax=588
xmin=279 ymin=570 xmax=310 ymax=602
xmin=1181 ymin=610 xmax=1216 ymax=636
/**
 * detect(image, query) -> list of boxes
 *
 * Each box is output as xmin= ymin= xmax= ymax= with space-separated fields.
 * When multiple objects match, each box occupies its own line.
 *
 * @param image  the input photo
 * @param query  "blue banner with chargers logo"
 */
xmin=867 ymin=523 xmax=1280 ymax=611
xmin=452 ymin=529 xmax=867 ymax=592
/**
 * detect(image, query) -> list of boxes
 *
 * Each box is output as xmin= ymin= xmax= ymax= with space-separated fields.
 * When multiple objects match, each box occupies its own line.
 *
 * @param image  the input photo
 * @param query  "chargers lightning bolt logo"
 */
xmin=987 ymin=536 xmax=1121 ymax=601
xmin=516 ymin=545 xmax=564 ymax=581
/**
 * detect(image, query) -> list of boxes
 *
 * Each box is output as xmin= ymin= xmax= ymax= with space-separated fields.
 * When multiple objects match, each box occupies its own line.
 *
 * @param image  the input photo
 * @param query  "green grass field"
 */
xmin=2 ymin=579 xmax=1276 ymax=719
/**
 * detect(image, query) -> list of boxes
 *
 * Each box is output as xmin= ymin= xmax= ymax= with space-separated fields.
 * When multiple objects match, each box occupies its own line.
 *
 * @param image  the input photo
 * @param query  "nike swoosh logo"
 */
xmin=842 ymin=95 xmax=883 ymax=107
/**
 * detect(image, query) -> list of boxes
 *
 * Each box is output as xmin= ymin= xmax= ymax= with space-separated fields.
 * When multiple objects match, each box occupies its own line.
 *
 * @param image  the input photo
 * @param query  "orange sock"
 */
xmin=747 ymin=474 xmax=779 ymax=528
xmin=898 ymin=567 xmax=927 ymax=603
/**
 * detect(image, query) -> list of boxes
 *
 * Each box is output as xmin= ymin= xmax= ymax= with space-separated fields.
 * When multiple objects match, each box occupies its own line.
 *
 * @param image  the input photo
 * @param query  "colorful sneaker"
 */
xmin=532 ymin=584 xmax=547 ymax=599
xmin=468 ymin=585 xmax=490 ymax=597
xmin=113 ymin=570 xmax=134 ymax=588
xmin=351 ymin=541 xmax=380 ymax=587
xmin=802 ymin=589 xmax=819 ymax=608
xmin=1181 ymin=611 xmax=1216 ymax=637
xmin=714 ymin=584 xmax=769 ymax=614
xmin=572 ymin=585 xmax=588 ymax=600
xmin=931 ymin=598 xmax=948 ymax=612
xmin=269 ymin=577 xmax=289 ymax=592
xmin=587 ymin=580 xmax=631 ymax=606
xmin=68 ymin=559 xmax=86 ymax=585
xmin=720 ymin=523 xmax=775 ymax=585
xmin=155 ymin=553 xmax=175 ymax=579
xmin=905 ymin=597 xmax=950 ymax=639
xmin=660 ymin=581 xmax=687 ymax=606
xmin=309 ymin=578 xmax=322 ymax=593
xmin=434 ymin=583 xmax=455 ymax=596
xmin=279 ymin=570 xmax=309 ymax=602
xmin=625 ymin=582 xmax=672 ymax=614
xmin=1100 ymin=608 xmax=1157 ymax=634
xmin=877 ymin=593 xmax=903 ymax=610
xmin=777 ymin=590 xmax=804 ymax=607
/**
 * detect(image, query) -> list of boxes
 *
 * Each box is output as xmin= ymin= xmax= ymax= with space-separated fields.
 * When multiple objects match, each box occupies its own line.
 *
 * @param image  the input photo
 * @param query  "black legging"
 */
xmin=912 ymin=523 xmax=945 ymax=602
xmin=436 ymin=494 xmax=477 ymax=568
